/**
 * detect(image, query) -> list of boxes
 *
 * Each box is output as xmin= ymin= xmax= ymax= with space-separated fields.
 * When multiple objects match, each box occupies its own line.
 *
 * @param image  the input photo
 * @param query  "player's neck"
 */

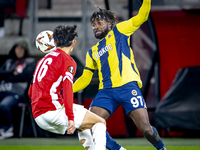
xmin=57 ymin=47 xmax=73 ymax=55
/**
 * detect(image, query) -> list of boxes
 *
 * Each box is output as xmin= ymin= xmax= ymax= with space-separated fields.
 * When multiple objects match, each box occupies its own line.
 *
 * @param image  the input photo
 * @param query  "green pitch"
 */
xmin=0 ymin=138 xmax=200 ymax=150
xmin=1 ymin=146 xmax=200 ymax=150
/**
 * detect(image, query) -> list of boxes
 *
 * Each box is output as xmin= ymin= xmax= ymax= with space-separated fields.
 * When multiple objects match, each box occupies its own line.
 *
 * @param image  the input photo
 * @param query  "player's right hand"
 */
xmin=67 ymin=120 xmax=76 ymax=134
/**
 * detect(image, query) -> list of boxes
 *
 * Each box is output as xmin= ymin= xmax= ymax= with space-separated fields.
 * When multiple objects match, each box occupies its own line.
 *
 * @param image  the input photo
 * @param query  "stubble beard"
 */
xmin=94 ymin=27 xmax=110 ymax=40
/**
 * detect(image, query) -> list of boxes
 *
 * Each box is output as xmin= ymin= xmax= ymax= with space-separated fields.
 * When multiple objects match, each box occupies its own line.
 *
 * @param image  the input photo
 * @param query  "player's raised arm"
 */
xmin=116 ymin=0 xmax=151 ymax=36
xmin=132 ymin=0 xmax=151 ymax=27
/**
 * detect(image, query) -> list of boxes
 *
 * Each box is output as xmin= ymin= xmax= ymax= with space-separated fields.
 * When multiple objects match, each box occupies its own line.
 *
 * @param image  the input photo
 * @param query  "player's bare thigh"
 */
xmin=128 ymin=108 xmax=153 ymax=134
xmin=90 ymin=106 xmax=110 ymax=120
xmin=79 ymin=110 xmax=106 ymax=131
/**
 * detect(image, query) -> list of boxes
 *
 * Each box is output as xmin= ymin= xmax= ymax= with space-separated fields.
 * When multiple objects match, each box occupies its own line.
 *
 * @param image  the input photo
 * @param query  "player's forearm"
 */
xmin=73 ymin=69 xmax=93 ymax=93
xmin=63 ymin=80 xmax=74 ymax=121
xmin=132 ymin=0 xmax=151 ymax=27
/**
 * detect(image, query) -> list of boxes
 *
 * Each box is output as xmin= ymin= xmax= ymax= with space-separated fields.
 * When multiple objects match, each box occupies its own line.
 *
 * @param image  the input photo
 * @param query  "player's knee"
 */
xmin=93 ymin=112 xmax=106 ymax=126
xmin=99 ymin=117 xmax=106 ymax=126
xmin=102 ymin=118 xmax=106 ymax=125
xmin=137 ymin=122 xmax=153 ymax=135
xmin=141 ymin=126 xmax=154 ymax=136
xmin=95 ymin=117 xmax=106 ymax=126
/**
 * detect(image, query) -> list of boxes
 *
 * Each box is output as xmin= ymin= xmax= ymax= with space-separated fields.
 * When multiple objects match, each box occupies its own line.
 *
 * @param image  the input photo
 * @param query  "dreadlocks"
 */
xmin=53 ymin=25 xmax=78 ymax=47
xmin=90 ymin=6 xmax=118 ymax=29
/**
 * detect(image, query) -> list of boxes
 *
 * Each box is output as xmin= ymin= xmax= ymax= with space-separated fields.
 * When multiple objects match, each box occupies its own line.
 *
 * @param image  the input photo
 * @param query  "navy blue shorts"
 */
xmin=90 ymin=82 xmax=147 ymax=115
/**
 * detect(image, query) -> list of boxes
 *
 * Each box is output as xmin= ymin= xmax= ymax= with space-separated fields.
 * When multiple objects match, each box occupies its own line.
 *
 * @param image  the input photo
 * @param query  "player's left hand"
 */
xmin=67 ymin=120 xmax=76 ymax=134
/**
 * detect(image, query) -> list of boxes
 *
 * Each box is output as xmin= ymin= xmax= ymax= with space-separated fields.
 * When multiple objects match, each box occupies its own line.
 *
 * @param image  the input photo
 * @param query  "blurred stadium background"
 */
xmin=0 ymin=0 xmax=200 ymax=141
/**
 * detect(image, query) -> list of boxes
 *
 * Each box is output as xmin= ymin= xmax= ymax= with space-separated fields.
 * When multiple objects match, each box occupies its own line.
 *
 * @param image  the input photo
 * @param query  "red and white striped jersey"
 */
xmin=28 ymin=49 xmax=77 ymax=121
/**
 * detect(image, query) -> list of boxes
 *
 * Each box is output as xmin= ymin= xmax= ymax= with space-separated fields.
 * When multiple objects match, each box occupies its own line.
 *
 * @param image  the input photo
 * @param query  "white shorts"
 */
xmin=35 ymin=104 xmax=87 ymax=134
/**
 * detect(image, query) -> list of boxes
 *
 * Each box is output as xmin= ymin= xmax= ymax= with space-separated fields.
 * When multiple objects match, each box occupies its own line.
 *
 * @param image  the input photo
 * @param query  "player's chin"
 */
xmin=94 ymin=32 xmax=100 ymax=36
xmin=94 ymin=33 xmax=103 ymax=39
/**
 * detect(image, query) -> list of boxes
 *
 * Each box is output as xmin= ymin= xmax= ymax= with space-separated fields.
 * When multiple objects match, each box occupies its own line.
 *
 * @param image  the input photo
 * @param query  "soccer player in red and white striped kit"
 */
xmin=29 ymin=25 xmax=106 ymax=150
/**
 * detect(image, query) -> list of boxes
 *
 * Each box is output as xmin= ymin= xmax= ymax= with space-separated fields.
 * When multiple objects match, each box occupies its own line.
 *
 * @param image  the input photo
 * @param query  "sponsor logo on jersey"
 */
xmin=94 ymin=44 xmax=112 ymax=60
xmin=68 ymin=66 xmax=74 ymax=73
xmin=132 ymin=90 xmax=137 ymax=96
xmin=46 ymin=51 xmax=60 ymax=57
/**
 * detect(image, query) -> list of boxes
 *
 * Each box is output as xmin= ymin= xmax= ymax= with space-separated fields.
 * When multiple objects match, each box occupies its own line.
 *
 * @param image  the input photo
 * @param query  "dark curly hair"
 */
xmin=53 ymin=25 xmax=78 ymax=47
xmin=90 ymin=6 xmax=118 ymax=29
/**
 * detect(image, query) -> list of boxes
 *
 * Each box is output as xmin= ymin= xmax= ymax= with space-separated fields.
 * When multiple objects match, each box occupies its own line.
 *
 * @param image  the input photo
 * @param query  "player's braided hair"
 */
xmin=53 ymin=25 xmax=78 ymax=47
xmin=90 ymin=6 xmax=118 ymax=29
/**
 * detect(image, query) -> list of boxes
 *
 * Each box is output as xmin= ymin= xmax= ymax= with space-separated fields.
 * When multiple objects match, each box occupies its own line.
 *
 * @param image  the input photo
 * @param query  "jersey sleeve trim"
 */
xmin=84 ymin=66 xmax=95 ymax=73
xmin=63 ymin=72 xmax=73 ymax=84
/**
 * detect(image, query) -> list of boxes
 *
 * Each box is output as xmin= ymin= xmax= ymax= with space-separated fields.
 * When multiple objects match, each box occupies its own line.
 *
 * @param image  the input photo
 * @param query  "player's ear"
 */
xmin=108 ymin=22 xmax=112 ymax=30
xmin=54 ymin=41 xmax=57 ymax=46
xmin=72 ymin=40 xmax=76 ymax=47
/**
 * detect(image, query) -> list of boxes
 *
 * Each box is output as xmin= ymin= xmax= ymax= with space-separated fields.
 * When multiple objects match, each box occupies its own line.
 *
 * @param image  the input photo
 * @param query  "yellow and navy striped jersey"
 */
xmin=72 ymin=0 xmax=151 ymax=92
xmin=85 ymin=0 xmax=151 ymax=90
xmin=85 ymin=23 xmax=142 ymax=89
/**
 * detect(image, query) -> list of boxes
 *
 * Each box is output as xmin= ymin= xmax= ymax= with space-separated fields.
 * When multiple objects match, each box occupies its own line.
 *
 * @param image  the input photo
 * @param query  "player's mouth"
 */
xmin=95 ymin=31 xmax=102 ymax=35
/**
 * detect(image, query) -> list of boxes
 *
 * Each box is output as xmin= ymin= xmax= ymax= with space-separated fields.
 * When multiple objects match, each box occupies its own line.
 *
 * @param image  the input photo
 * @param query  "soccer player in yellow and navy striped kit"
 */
xmin=73 ymin=0 xmax=166 ymax=150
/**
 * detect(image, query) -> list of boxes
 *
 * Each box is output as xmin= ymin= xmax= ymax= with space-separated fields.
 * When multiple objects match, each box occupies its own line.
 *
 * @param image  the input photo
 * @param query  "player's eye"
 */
xmin=92 ymin=24 xmax=96 ymax=29
xmin=98 ymin=21 xmax=104 ymax=26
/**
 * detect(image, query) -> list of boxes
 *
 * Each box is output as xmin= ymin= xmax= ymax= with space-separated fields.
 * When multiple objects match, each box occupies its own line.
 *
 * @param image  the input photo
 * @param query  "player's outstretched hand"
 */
xmin=67 ymin=120 xmax=76 ymax=134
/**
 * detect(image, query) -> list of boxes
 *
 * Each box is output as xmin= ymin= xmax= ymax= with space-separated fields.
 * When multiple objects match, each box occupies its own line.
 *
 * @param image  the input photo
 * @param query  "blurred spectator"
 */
xmin=0 ymin=0 xmax=16 ymax=37
xmin=0 ymin=39 xmax=37 ymax=140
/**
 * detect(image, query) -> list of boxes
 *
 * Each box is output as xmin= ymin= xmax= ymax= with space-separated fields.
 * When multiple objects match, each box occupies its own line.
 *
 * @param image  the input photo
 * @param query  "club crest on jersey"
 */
xmin=68 ymin=66 xmax=74 ymax=73
xmin=132 ymin=90 xmax=137 ymax=96
xmin=107 ymin=33 xmax=112 ymax=39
